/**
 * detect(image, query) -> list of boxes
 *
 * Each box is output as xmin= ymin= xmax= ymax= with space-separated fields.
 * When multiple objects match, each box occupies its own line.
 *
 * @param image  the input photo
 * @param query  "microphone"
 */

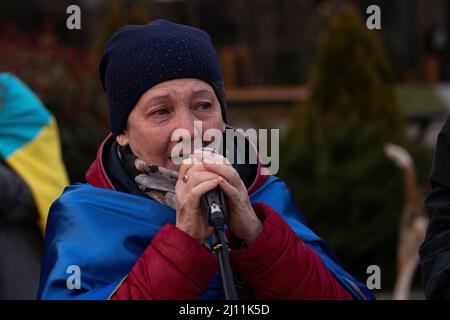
xmin=197 ymin=147 xmax=238 ymax=300
xmin=197 ymin=147 xmax=228 ymax=229
xmin=202 ymin=186 xmax=227 ymax=229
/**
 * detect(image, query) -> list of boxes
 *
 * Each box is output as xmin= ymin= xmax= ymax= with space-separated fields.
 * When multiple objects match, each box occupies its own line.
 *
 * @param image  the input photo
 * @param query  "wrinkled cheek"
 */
xmin=213 ymin=118 xmax=226 ymax=132
xmin=130 ymin=129 xmax=169 ymax=166
xmin=203 ymin=118 xmax=226 ymax=134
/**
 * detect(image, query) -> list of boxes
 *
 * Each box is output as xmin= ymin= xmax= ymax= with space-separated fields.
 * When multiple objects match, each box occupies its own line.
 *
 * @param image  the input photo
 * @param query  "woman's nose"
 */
xmin=173 ymin=110 xmax=201 ymax=141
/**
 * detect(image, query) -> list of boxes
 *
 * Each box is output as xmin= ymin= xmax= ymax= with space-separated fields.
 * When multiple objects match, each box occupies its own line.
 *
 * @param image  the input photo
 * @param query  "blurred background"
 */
xmin=1 ymin=0 xmax=449 ymax=299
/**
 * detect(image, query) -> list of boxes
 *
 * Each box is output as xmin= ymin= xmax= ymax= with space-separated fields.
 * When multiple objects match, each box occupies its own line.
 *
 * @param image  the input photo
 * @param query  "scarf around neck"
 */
xmin=117 ymin=144 xmax=178 ymax=209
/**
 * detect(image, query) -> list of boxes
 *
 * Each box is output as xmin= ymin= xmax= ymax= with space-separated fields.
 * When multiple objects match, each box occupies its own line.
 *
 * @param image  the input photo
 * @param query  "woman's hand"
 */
xmin=196 ymin=150 xmax=263 ymax=243
xmin=175 ymin=155 xmax=219 ymax=243
xmin=175 ymin=150 xmax=262 ymax=244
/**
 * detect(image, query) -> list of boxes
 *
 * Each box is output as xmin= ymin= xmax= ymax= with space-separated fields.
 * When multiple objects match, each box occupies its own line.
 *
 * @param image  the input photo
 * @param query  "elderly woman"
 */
xmin=38 ymin=19 xmax=373 ymax=300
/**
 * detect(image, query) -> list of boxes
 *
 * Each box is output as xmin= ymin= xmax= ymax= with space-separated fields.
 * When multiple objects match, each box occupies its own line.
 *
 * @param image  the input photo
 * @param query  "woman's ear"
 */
xmin=116 ymin=131 xmax=129 ymax=146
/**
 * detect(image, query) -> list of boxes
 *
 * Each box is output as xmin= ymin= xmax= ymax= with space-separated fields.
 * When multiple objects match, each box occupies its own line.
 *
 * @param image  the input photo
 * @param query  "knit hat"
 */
xmin=99 ymin=19 xmax=227 ymax=136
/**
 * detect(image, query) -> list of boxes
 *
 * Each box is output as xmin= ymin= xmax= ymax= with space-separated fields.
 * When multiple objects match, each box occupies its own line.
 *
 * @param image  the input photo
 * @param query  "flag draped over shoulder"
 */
xmin=38 ymin=175 xmax=374 ymax=300
xmin=0 ymin=73 xmax=69 ymax=232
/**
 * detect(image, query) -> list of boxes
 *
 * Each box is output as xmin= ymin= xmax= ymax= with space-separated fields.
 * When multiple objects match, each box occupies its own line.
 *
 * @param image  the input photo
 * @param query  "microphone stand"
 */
xmin=205 ymin=203 xmax=238 ymax=300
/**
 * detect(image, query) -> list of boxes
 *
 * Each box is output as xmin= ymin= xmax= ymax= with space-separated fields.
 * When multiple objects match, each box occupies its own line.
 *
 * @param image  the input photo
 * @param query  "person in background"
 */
xmin=0 ymin=73 xmax=69 ymax=299
xmin=420 ymin=115 xmax=450 ymax=299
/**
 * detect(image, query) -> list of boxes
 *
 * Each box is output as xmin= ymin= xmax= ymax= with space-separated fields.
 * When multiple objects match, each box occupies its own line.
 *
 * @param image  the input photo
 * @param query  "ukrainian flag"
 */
xmin=0 ymin=73 xmax=69 ymax=233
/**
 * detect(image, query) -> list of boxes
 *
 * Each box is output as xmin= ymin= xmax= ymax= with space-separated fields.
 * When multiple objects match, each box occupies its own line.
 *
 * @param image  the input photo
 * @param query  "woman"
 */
xmin=38 ymin=19 xmax=373 ymax=300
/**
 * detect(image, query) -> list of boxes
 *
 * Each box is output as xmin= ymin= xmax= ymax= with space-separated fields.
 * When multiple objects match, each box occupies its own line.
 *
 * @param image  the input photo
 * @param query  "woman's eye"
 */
xmin=196 ymin=102 xmax=212 ymax=111
xmin=150 ymin=108 xmax=170 ymax=116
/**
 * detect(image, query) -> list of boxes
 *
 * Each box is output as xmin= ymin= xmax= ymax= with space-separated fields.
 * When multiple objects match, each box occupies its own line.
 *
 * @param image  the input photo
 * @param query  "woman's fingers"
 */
xmin=192 ymin=150 xmax=246 ymax=194
xmin=178 ymin=150 xmax=247 ymax=206
xmin=217 ymin=176 xmax=262 ymax=242
xmin=216 ymin=176 xmax=241 ymax=203
xmin=183 ymin=170 xmax=220 ymax=191
xmin=202 ymin=159 xmax=244 ymax=191
xmin=178 ymin=155 xmax=200 ymax=181
xmin=176 ymin=150 xmax=261 ymax=243
xmin=188 ymin=178 xmax=220 ymax=203
xmin=193 ymin=149 xmax=231 ymax=165
xmin=175 ymin=176 xmax=220 ymax=243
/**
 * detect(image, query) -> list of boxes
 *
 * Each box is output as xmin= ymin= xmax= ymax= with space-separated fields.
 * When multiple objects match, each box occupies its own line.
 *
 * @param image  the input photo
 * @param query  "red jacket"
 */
xmin=85 ymin=136 xmax=353 ymax=300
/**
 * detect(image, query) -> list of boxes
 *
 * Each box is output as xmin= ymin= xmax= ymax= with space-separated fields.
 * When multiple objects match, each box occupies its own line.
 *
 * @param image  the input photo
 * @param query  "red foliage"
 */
xmin=0 ymin=22 xmax=109 ymax=182
xmin=0 ymin=21 xmax=107 ymax=126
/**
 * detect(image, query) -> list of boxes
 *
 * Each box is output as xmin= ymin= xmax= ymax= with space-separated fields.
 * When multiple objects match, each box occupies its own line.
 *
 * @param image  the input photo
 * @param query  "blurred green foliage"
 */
xmin=279 ymin=4 xmax=432 ymax=287
xmin=395 ymin=84 xmax=447 ymax=116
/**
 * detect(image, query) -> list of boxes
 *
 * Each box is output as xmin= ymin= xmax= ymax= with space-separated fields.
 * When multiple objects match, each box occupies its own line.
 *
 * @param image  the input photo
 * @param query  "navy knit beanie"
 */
xmin=99 ymin=19 xmax=227 ymax=136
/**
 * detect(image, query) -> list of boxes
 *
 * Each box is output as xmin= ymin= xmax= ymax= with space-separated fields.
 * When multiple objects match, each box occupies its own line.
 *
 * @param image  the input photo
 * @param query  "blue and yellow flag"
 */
xmin=0 ymin=72 xmax=69 ymax=233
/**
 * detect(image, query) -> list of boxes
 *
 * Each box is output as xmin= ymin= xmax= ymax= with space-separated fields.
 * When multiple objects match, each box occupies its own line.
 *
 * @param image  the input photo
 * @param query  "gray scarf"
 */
xmin=133 ymin=159 xmax=178 ymax=209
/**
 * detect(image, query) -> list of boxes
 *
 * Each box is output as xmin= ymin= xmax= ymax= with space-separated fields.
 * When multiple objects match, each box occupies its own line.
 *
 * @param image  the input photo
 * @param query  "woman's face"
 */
xmin=116 ymin=78 xmax=226 ymax=171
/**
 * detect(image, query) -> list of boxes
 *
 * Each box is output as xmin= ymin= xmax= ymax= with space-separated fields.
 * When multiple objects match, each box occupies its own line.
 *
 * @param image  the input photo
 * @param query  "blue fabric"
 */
xmin=0 ymin=72 xmax=51 ymax=158
xmin=38 ymin=176 xmax=375 ymax=300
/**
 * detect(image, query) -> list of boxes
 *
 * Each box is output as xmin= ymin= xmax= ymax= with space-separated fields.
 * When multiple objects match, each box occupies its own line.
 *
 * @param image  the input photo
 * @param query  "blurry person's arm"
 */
xmin=0 ymin=161 xmax=36 ymax=222
xmin=227 ymin=202 xmax=353 ymax=300
xmin=420 ymin=115 xmax=450 ymax=299
xmin=110 ymin=223 xmax=218 ymax=300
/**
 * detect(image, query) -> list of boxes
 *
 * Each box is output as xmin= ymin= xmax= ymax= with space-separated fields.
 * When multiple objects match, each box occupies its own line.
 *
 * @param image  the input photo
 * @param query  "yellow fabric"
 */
xmin=6 ymin=118 xmax=69 ymax=234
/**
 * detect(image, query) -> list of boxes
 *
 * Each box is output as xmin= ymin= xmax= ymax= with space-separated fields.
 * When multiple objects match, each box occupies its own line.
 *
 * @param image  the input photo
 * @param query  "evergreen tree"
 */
xmin=280 ymin=4 xmax=418 ymax=285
